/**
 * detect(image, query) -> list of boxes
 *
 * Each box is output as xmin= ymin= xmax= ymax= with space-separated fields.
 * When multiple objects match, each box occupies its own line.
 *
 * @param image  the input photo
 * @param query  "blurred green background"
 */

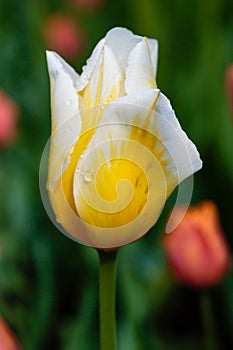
xmin=0 ymin=0 xmax=233 ymax=349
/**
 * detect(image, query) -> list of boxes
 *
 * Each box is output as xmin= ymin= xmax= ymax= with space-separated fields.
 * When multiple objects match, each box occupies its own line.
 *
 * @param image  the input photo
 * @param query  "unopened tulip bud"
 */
xmin=0 ymin=317 xmax=21 ymax=350
xmin=43 ymin=27 xmax=202 ymax=249
xmin=0 ymin=90 xmax=19 ymax=148
xmin=162 ymin=201 xmax=230 ymax=288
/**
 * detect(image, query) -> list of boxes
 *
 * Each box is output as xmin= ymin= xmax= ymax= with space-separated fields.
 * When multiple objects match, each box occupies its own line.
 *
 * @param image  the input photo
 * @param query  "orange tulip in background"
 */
xmin=226 ymin=65 xmax=233 ymax=120
xmin=0 ymin=317 xmax=21 ymax=350
xmin=43 ymin=14 xmax=85 ymax=61
xmin=161 ymin=201 xmax=231 ymax=288
xmin=0 ymin=90 xmax=19 ymax=148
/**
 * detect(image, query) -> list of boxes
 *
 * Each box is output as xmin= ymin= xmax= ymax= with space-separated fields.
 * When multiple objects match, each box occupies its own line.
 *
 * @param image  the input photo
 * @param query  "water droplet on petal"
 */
xmin=84 ymin=170 xmax=93 ymax=183
xmin=66 ymin=126 xmax=72 ymax=133
xmin=81 ymin=77 xmax=89 ymax=86
xmin=65 ymin=99 xmax=72 ymax=106
xmin=80 ymin=153 xmax=84 ymax=159
xmin=56 ymin=217 xmax=62 ymax=224
xmin=75 ymin=167 xmax=79 ymax=173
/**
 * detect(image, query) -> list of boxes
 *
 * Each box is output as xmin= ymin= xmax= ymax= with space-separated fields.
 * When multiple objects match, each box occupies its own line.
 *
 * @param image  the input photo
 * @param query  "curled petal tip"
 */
xmin=46 ymin=50 xmax=60 ymax=77
xmin=46 ymin=50 xmax=78 ymax=82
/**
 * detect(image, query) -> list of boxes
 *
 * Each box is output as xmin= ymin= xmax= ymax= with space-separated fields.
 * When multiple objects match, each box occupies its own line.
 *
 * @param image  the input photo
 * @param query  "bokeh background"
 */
xmin=0 ymin=0 xmax=233 ymax=349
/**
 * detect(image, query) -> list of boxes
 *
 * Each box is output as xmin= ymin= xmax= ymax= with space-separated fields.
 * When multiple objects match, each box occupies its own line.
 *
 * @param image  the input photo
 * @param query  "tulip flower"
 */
xmin=0 ymin=317 xmax=21 ymax=350
xmin=0 ymin=90 xmax=19 ymax=148
xmin=44 ymin=27 xmax=203 ymax=350
xmin=45 ymin=27 xmax=202 ymax=250
xmin=161 ymin=201 xmax=230 ymax=288
xmin=43 ymin=14 xmax=85 ymax=61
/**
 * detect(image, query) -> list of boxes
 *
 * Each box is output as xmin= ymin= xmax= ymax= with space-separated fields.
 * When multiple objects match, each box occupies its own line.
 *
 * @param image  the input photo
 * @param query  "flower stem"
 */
xmin=98 ymin=249 xmax=118 ymax=350
xmin=201 ymin=291 xmax=218 ymax=350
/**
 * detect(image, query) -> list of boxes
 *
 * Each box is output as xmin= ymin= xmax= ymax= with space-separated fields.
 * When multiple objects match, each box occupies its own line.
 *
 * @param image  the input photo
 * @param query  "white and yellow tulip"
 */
xmin=45 ymin=27 xmax=202 ymax=249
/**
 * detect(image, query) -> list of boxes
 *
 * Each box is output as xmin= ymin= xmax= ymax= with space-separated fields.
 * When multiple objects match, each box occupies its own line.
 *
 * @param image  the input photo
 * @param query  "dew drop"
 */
xmin=75 ymin=167 xmax=79 ymax=173
xmin=80 ymin=153 xmax=84 ymax=159
xmin=65 ymin=99 xmax=72 ymax=106
xmin=84 ymin=169 xmax=93 ymax=183
xmin=56 ymin=217 xmax=62 ymax=224
xmin=66 ymin=126 xmax=72 ymax=133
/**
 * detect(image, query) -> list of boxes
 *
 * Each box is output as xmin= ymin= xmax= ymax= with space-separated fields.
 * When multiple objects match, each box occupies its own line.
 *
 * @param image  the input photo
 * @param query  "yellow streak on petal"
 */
xmin=61 ymin=128 xmax=95 ymax=213
xmin=143 ymin=37 xmax=158 ymax=88
xmin=76 ymin=146 xmax=149 ymax=228
xmin=61 ymin=57 xmax=124 ymax=216
xmin=74 ymin=103 xmax=178 ymax=229
xmin=129 ymin=112 xmax=178 ymax=196
xmin=56 ymin=72 xmax=105 ymax=214
xmin=80 ymin=68 xmax=103 ymax=111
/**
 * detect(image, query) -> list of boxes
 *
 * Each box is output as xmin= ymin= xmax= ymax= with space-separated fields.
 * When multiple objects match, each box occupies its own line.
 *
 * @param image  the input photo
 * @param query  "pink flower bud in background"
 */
xmin=43 ymin=14 xmax=85 ymax=61
xmin=226 ymin=65 xmax=233 ymax=120
xmin=0 ymin=90 xmax=19 ymax=148
xmin=73 ymin=0 xmax=104 ymax=11
xmin=161 ymin=201 xmax=231 ymax=288
xmin=0 ymin=317 xmax=21 ymax=350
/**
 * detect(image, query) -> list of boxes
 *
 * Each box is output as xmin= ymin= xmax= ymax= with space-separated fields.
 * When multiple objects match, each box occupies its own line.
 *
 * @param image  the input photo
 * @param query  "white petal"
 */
xmin=77 ymin=45 xmax=124 ymax=126
xmin=101 ymin=45 xmax=123 ymax=102
xmin=46 ymin=51 xmax=79 ymax=82
xmin=147 ymin=38 xmax=158 ymax=77
xmin=47 ymin=175 xmax=96 ymax=246
xmin=112 ymin=88 xmax=160 ymax=111
xmin=105 ymin=27 xmax=142 ymax=70
xmin=125 ymin=39 xmax=157 ymax=94
xmin=154 ymin=92 xmax=203 ymax=181
xmin=76 ymin=38 xmax=105 ymax=92
xmin=76 ymin=89 xmax=160 ymax=164
xmin=75 ymin=89 xmax=202 ymax=198
xmin=106 ymin=28 xmax=158 ymax=78
xmin=46 ymin=51 xmax=79 ymax=129
xmin=82 ymin=45 xmax=123 ymax=108
xmin=73 ymin=90 xmax=159 ymax=183
xmin=46 ymin=51 xmax=82 ymax=189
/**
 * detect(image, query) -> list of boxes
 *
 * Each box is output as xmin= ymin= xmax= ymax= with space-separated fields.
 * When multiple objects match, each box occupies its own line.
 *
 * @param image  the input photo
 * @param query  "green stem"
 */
xmin=98 ymin=249 xmax=118 ymax=350
xmin=201 ymin=292 xmax=218 ymax=350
